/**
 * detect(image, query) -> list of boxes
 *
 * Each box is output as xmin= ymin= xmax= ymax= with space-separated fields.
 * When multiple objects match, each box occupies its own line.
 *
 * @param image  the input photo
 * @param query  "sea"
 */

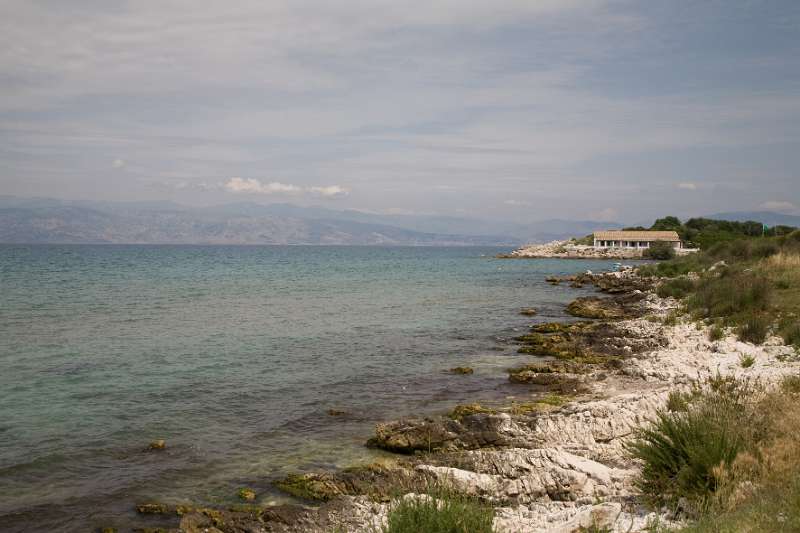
xmin=0 ymin=244 xmax=625 ymax=532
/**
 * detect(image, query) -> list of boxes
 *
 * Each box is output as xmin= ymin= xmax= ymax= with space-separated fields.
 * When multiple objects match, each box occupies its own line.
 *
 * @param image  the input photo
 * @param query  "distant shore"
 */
xmin=497 ymin=240 xmax=647 ymax=259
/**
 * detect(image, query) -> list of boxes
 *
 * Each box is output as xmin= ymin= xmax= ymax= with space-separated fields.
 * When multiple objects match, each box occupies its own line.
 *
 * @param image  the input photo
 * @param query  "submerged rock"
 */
xmin=449 ymin=366 xmax=474 ymax=375
xmin=135 ymin=502 xmax=168 ymax=515
xmin=519 ymin=308 xmax=538 ymax=316
xmin=237 ymin=488 xmax=256 ymax=501
xmin=147 ymin=439 xmax=166 ymax=451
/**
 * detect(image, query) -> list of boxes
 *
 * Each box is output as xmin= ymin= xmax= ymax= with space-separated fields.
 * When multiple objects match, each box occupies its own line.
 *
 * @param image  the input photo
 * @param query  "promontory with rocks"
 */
xmin=117 ymin=222 xmax=800 ymax=533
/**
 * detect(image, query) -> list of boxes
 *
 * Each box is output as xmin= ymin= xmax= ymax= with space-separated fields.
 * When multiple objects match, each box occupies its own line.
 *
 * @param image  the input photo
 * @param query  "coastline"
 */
xmin=112 ymin=265 xmax=800 ymax=532
xmin=497 ymin=241 xmax=648 ymax=260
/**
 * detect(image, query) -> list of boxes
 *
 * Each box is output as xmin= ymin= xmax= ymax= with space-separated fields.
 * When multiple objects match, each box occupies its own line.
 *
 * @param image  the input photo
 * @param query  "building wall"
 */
xmin=593 ymin=239 xmax=681 ymax=249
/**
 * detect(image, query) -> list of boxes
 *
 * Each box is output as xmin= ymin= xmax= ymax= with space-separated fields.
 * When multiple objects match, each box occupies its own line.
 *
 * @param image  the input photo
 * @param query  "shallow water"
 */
xmin=0 ymin=245 xmax=623 ymax=532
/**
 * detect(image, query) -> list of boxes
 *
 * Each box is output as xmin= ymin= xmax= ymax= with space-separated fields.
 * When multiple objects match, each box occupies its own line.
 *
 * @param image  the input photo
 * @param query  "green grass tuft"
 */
xmin=384 ymin=487 xmax=494 ymax=533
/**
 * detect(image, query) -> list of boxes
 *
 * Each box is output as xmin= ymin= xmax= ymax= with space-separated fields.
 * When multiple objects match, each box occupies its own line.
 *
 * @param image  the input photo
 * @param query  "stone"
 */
xmin=148 ymin=439 xmax=166 ymax=451
xmin=520 ymin=308 xmax=538 ymax=316
xmin=566 ymin=297 xmax=626 ymax=319
xmin=449 ymin=366 xmax=474 ymax=375
xmin=135 ymin=502 xmax=168 ymax=515
xmin=237 ymin=487 xmax=256 ymax=501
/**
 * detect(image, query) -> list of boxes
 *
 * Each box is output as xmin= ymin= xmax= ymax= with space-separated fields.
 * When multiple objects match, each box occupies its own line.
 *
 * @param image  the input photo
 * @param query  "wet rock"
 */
xmin=148 ymin=439 xmax=166 ymax=451
xmin=448 ymin=366 xmax=474 ymax=375
xmin=237 ymin=488 xmax=256 ymax=501
xmin=508 ymin=363 xmax=588 ymax=393
xmin=519 ymin=308 xmax=538 ymax=316
xmin=367 ymin=412 xmax=534 ymax=454
xmin=135 ymin=503 xmax=169 ymax=515
xmin=274 ymin=463 xmax=418 ymax=502
xmin=566 ymin=297 xmax=627 ymax=319
xmin=546 ymin=276 xmax=561 ymax=284
xmin=99 ymin=528 xmax=117 ymax=533
xmin=326 ymin=409 xmax=347 ymax=416
xmin=179 ymin=507 xmax=264 ymax=533
xmin=449 ymin=403 xmax=496 ymax=419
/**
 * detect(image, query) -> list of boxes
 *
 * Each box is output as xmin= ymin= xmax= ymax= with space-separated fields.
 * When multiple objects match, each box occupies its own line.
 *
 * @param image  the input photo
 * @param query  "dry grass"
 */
xmin=763 ymin=252 xmax=800 ymax=270
xmin=673 ymin=376 xmax=800 ymax=532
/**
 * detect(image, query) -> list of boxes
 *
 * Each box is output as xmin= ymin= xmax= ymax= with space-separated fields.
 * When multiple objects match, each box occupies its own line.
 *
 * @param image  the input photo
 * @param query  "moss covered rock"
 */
xmin=566 ymin=297 xmax=627 ymax=319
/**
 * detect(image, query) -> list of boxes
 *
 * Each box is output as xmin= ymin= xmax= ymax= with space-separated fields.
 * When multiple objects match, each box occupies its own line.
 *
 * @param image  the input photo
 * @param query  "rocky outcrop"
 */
xmin=566 ymin=296 xmax=628 ymax=319
xmin=499 ymin=241 xmax=646 ymax=259
xmin=367 ymin=412 xmax=536 ymax=454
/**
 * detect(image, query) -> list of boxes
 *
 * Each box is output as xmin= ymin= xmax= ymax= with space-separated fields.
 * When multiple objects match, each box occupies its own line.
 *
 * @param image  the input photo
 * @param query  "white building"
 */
xmin=593 ymin=230 xmax=682 ymax=250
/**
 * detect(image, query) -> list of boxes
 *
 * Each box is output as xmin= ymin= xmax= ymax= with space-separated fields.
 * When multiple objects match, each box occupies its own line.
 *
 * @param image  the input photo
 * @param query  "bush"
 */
xmin=627 ymin=378 xmax=764 ymax=511
xmin=657 ymin=277 xmax=696 ymax=299
xmin=644 ymin=241 xmax=677 ymax=260
xmin=779 ymin=318 xmax=800 ymax=348
xmin=739 ymin=354 xmax=755 ymax=368
xmin=736 ymin=313 xmax=770 ymax=344
xmin=708 ymin=324 xmax=724 ymax=342
xmin=686 ymin=271 xmax=771 ymax=319
xmin=384 ymin=487 xmax=494 ymax=533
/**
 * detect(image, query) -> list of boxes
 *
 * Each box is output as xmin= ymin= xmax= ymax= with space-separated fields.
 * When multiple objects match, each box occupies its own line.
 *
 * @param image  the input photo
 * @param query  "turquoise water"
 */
xmin=0 ymin=245 xmax=622 ymax=532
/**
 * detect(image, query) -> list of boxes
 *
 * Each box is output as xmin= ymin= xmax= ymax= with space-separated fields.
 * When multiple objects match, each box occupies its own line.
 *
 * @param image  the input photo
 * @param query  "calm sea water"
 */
xmin=0 ymin=245 xmax=623 ymax=532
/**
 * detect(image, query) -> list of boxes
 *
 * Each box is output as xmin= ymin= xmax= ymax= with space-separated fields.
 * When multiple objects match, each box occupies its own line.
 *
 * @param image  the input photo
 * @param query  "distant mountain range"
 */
xmin=0 ymin=196 xmax=622 ymax=246
xmin=5 ymin=196 xmax=792 ymax=246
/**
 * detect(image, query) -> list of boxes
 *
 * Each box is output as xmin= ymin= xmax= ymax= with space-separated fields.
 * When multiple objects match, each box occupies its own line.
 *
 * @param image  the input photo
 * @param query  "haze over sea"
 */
xmin=0 ymin=245 xmax=622 ymax=532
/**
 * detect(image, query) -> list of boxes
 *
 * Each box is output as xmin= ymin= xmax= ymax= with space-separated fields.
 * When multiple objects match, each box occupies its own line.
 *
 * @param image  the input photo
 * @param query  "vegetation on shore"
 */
xmin=383 ymin=485 xmax=494 ymax=533
xmin=629 ymin=228 xmax=800 ymax=532
xmin=630 ymin=374 xmax=800 ymax=533
xmin=640 ymin=230 xmax=800 ymax=347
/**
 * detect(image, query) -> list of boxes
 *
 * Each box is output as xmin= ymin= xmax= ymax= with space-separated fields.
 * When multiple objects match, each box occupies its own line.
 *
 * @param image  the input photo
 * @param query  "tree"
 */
xmin=644 ymin=241 xmax=676 ymax=260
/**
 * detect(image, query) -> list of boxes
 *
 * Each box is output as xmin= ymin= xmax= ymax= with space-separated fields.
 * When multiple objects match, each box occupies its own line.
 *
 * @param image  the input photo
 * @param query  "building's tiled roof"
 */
xmin=593 ymin=230 xmax=680 ymax=241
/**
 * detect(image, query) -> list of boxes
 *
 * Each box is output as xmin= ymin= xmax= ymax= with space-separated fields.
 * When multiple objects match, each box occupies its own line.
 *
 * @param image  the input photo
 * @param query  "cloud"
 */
xmin=759 ymin=201 xmax=798 ymax=213
xmin=224 ymin=178 xmax=348 ymax=198
xmin=677 ymin=182 xmax=697 ymax=190
xmin=225 ymin=177 xmax=303 ymax=194
xmin=112 ymin=158 xmax=126 ymax=169
xmin=308 ymin=185 xmax=349 ymax=198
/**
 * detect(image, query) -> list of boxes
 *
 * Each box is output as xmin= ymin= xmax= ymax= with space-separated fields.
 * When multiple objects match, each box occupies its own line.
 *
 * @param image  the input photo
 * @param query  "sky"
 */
xmin=1 ymin=0 xmax=799 ymax=223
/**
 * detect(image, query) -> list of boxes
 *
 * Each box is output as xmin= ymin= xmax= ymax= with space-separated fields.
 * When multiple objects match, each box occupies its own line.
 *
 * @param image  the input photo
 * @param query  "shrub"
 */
xmin=708 ymin=324 xmax=724 ymax=342
xmin=779 ymin=317 xmax=800 ymax=348
xmin=657 ymin=277 xmax=696 ymax=299
xmin=644 ymin=241 xmax=677 ymax=260
xmin=627 ymin=378 xmax=764 ymax=511
xmin=384 ymin=487 xmax=494 ymax=533
xmin=739 ymin=354 xmax=755 ymax=368
xmin=686 ymin=271 xmax=771 ymax=319
xmin=736 ymin=313 xmax=770 ymax=345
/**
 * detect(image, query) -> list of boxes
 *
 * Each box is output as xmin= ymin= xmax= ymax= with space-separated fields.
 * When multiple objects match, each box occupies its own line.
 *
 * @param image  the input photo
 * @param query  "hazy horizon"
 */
xmin=2 ymin=1 xmax=799 ymax=224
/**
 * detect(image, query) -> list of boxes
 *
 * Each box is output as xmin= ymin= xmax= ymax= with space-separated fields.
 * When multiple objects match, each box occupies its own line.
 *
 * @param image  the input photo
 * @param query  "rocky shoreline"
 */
xmin=119 ymin=270 xmax=800 ymax=533
xmin=497 ymin=241 xmax=647 ymax=260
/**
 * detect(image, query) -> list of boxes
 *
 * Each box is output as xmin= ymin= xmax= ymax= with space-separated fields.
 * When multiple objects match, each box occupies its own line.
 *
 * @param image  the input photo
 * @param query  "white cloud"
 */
xmin=308 ymin=185 xmax=349 ymax=197
xmin=112 ymin=158 xmax=126 ymax=169
xmin=677 ymin=182 xmax=697 ymax=190
xmin=759 ymin=201 xmax=797 ymax=213
xmin=224 ymin=178 xmax=348 ymax=198
xmin=225 ymin=177 xmax=303 ymax=194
